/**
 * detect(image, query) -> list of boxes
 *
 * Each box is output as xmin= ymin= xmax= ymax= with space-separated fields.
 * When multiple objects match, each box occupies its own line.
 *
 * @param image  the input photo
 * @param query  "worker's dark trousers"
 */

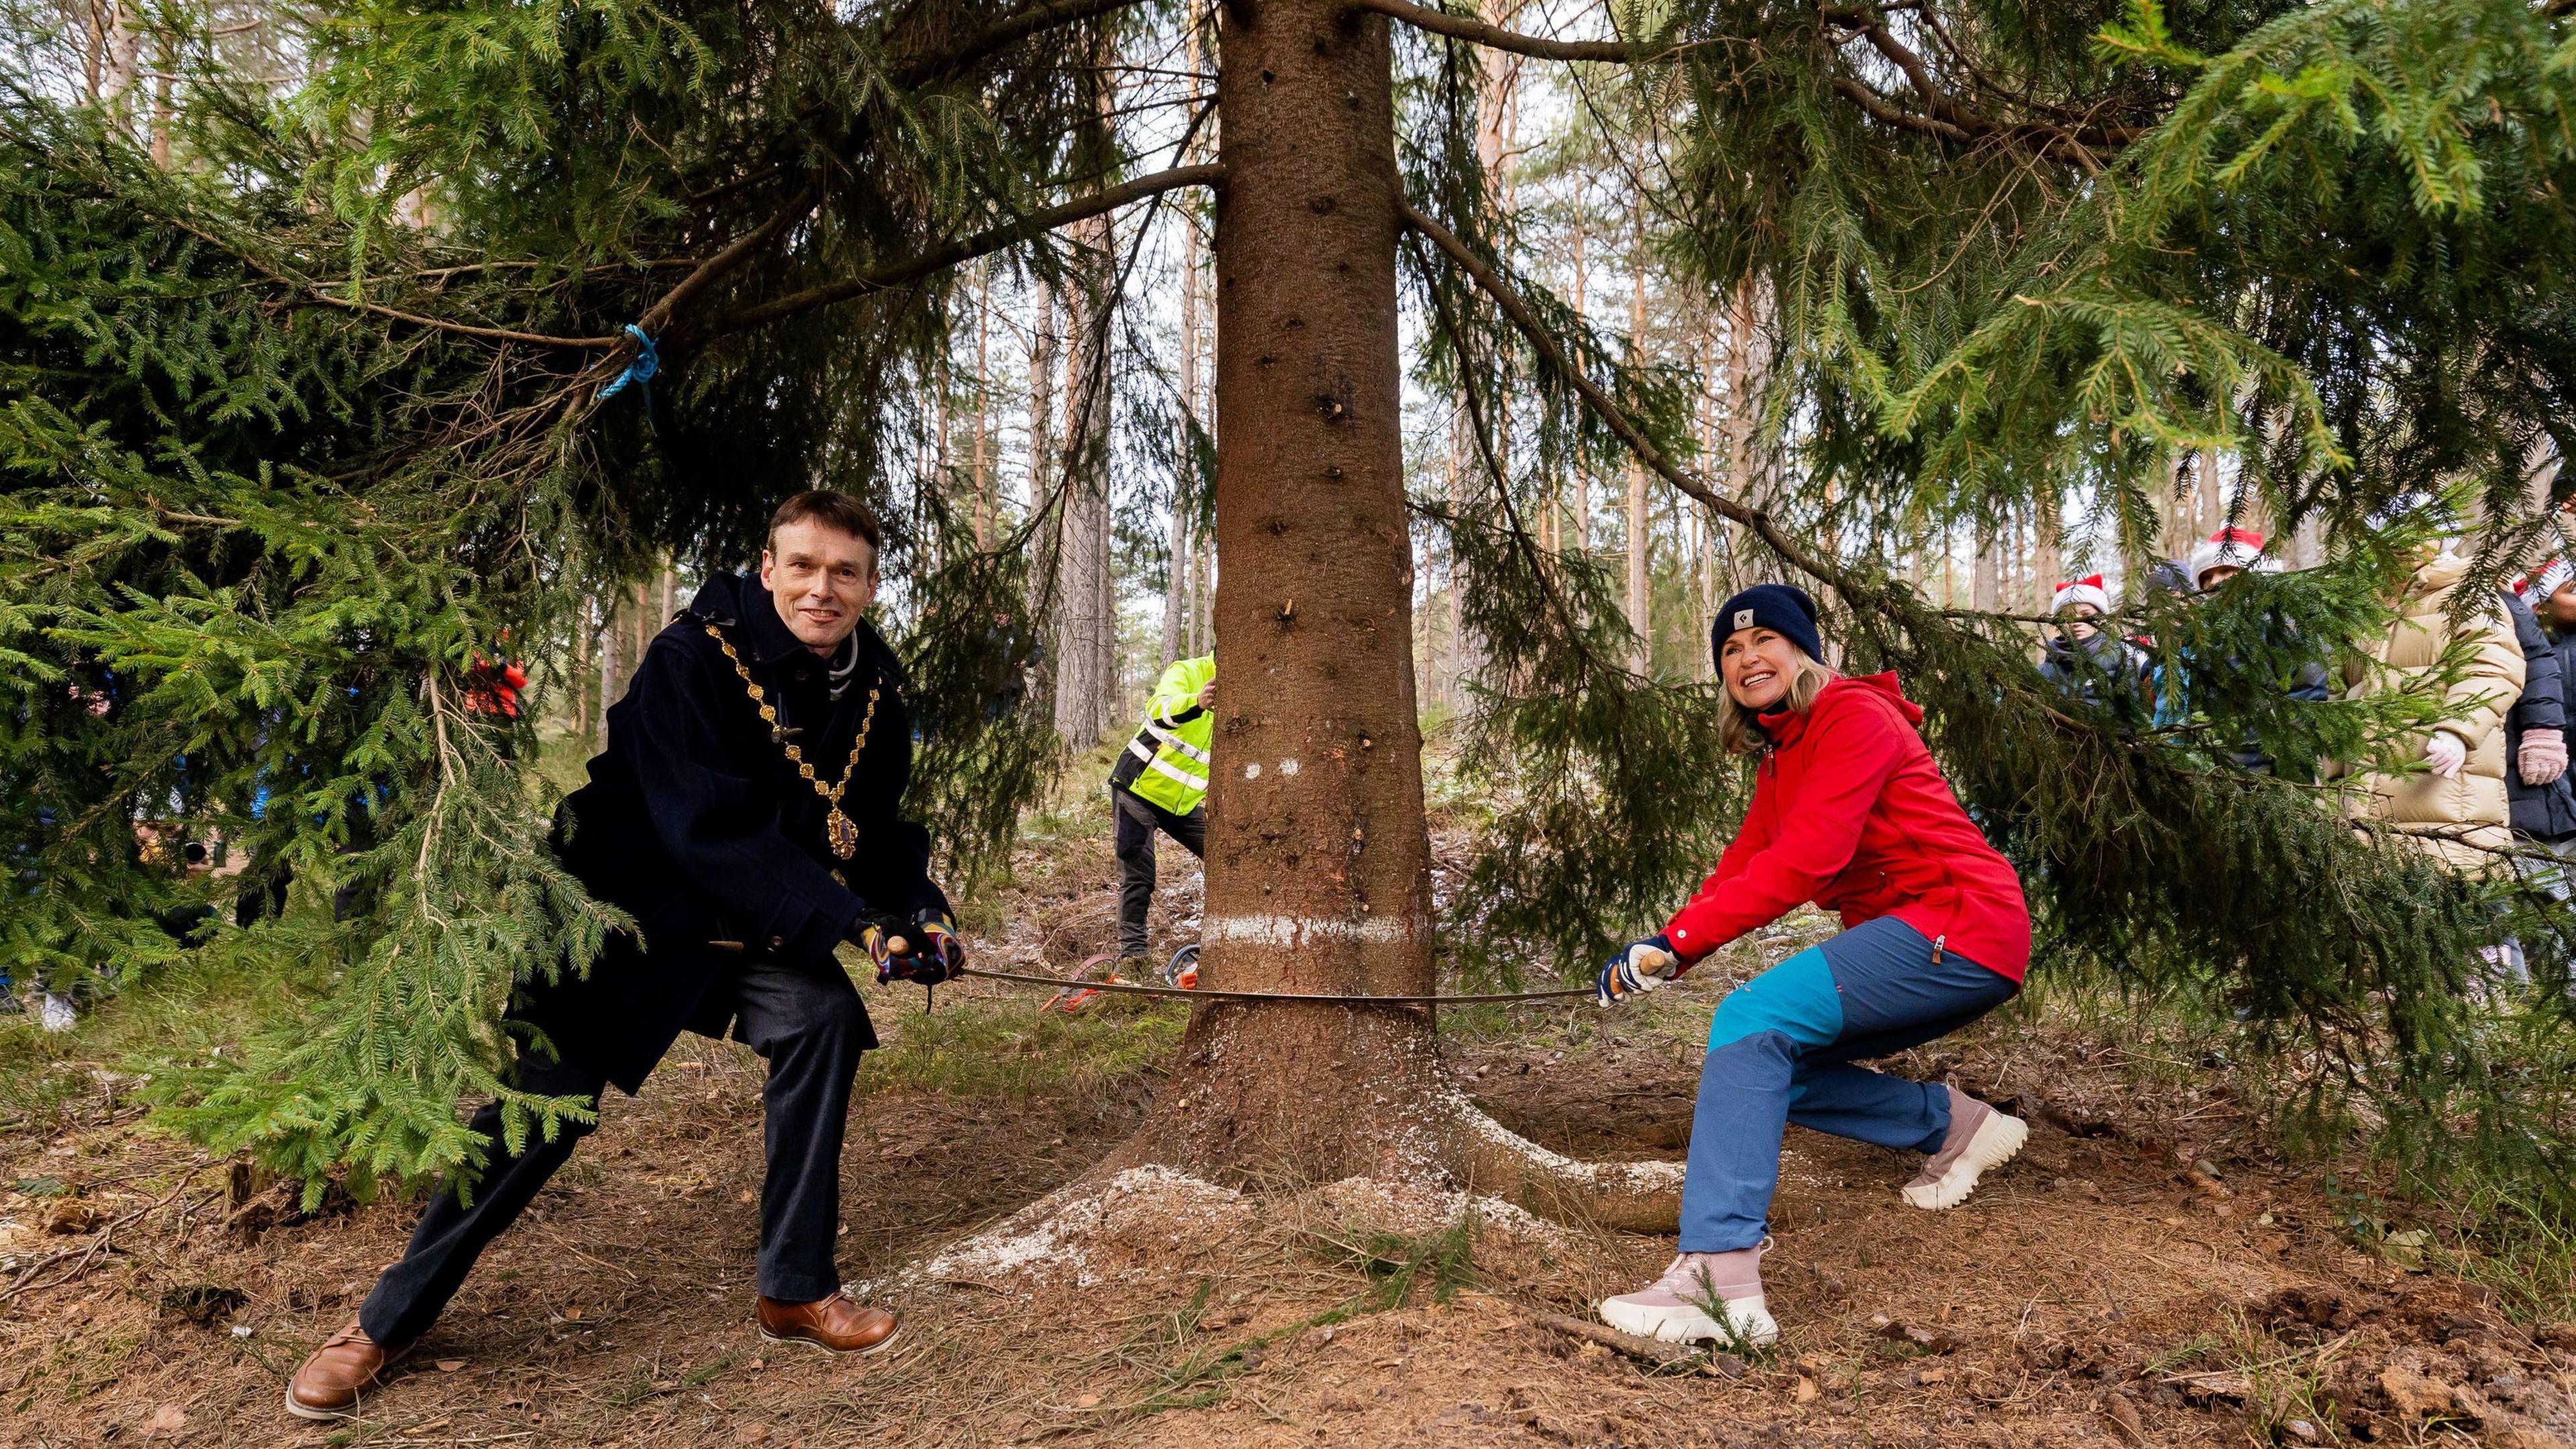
xmin=358 ymin=957 xmax=866 ymax=1348
xmin=1112 ymin=786 xmax=1206 ymax=959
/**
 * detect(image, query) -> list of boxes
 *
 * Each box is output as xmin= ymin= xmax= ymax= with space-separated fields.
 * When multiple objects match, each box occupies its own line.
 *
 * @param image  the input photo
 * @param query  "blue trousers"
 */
xmin=1678 ymin=916 xmax=2018 ymax=1252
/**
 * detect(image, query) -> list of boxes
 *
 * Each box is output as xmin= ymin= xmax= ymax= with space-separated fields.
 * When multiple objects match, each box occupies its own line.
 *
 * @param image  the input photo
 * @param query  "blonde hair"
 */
xmin=1716 ymin=650 xmax=1837 ymax=755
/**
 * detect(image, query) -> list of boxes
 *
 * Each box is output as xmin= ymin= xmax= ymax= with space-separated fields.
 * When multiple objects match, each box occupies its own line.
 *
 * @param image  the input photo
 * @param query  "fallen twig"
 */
xmin=1525 ymin=1308 xmax=1701 ymax=1367
xmin=0 ymin=1168 xmax=211 ymax=1304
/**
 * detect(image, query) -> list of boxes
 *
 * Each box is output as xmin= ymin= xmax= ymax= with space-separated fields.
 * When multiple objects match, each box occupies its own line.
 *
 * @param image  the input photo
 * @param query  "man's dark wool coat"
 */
xmin=520 ymin=572 xmax=949 ymax=1093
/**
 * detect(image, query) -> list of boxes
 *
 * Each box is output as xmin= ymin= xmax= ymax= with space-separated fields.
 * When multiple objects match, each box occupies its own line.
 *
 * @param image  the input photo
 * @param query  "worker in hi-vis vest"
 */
xmin=1107 ymin=655 xmax=1213 ymax=964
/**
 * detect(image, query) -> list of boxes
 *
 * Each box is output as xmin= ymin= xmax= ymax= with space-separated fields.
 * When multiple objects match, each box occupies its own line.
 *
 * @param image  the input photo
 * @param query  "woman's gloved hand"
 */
xmin=1595 ymin=934 xmax=1681 ymax=1008
xmin=2521 ymin=728 xmax=2569 ymax=785
xmin=2423 ymin=730 xmax=2468 ymax=780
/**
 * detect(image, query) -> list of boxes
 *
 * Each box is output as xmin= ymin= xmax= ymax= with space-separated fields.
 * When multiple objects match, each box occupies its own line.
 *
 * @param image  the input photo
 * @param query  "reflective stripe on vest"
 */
xmin=1128 ymin=737 xmax=1209 ymax=792
xmin=1144 ymin=718 xmax=1212 ymax=765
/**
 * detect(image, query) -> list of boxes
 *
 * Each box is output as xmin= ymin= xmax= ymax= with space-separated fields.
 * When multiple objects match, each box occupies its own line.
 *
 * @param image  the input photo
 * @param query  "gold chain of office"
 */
xmin=704 ymin=623 xmax=879 ymax=860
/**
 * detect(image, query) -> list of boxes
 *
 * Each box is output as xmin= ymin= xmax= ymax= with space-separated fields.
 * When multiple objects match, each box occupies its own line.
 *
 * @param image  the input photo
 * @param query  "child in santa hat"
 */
xmin=2174 ymin=528 xmax=2330 ymax=772
xmin=2037 ymin=575 xmax=2149 ymax=715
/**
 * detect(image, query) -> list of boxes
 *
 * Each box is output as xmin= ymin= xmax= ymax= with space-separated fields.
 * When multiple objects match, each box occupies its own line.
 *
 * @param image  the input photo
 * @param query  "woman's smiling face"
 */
xmin=1720 ymin=627 xmax=1803 ymax=712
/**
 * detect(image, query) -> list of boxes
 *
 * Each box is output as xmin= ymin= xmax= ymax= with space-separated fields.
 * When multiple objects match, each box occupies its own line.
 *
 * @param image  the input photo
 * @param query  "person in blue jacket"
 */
xmin=2506 ymin=560 xmax=2576 ymax=932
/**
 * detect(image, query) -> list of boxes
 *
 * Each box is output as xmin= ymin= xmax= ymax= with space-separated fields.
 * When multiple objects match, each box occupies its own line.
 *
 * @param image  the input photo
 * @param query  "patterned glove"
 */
xmin=2521 ymin=728 xmax=2569 ymax=785
xmin=851 ymin=915 xmax=910 ymax=974
xmin=1595 ymin=934 xmax=1682 ymax=1008
xmin=908 ymin=910 xmax=963 ymax=984
xmin=2423 ymin=729 xmax=2468 ymax=780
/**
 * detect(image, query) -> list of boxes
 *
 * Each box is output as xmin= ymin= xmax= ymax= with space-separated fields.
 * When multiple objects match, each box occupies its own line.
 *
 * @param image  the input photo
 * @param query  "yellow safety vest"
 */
xmin=1113 ymin=655 xmax=1214 ymax=815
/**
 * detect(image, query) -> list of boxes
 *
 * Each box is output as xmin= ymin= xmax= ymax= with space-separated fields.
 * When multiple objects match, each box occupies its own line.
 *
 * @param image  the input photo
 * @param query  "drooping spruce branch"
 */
xmin=1356 ymin=0 xmax=1635 ymax=62
xmin=715 ymin=164 xmax=1222 ymax=334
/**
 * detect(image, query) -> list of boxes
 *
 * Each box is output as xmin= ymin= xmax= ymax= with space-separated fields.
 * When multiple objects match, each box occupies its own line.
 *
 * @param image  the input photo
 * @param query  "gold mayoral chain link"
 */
xmin=704 ymin=624 xmax=879 ymax=860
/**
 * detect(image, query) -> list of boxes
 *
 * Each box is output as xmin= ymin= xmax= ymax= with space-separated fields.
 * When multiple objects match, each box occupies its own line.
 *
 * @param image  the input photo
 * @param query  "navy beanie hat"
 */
xmin=1711 ymin=583 xmax=1823 ymax=672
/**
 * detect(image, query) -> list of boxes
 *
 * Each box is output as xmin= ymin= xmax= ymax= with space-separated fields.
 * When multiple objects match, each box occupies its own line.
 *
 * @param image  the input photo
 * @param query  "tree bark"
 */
xmin=972 ymin=263 xmax=993 ymax=552
xmin=1624 ymin=191 xmax=1649 ymax=670
xmin=1971 ymin=534 xmax=2002 ymax=614
xmin=1053 ymin=215 xmax=1116 ymax=746
xmin=1167 ymin=162 xmax=1205 ymax=667
xmin=1028 ymin=281 xmax=1067 ymax=721
xmin=1104 ymin=0 xmax=1676 ymax=1230
xmin=2034 ymin=500 xmax=2063 ymax=612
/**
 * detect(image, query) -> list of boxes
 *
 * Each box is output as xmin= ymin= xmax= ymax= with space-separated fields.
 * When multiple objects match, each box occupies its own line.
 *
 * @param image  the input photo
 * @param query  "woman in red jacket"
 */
xmin=1595 ymin=584 xmax=2033 ymax=1346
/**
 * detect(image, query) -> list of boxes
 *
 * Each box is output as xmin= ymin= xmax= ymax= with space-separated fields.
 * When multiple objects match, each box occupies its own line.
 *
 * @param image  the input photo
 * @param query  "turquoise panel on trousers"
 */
xmin=1707 ymin=945 xmax=1844 ymax=1051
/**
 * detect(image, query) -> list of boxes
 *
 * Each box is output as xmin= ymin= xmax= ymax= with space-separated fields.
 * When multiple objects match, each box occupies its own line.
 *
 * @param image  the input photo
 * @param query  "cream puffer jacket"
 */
xmin=2338 ymin=551 xmax=2526 ymax=869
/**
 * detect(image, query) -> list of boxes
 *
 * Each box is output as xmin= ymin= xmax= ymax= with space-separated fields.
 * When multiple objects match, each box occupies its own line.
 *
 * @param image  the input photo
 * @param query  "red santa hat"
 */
xmin=2050 ymin=574 xmax=2112 ymax=616
xmin=2522 ymin=558 xmax=2575 ymax=603
xmin=2186 ymin=527 xmax=2270 ymax=586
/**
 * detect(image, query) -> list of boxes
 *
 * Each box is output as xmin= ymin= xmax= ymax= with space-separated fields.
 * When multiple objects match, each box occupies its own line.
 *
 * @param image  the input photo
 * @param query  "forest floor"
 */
xmin=5 ymin=768 xmax=2576 ymax=1447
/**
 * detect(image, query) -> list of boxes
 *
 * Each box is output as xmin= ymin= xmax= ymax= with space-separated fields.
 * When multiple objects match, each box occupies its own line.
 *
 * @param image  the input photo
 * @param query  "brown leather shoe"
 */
xmin=284 ymin=1318 xmax=405 ymax=1419
xmin=755 ymin=1291 xmax=900 ymax=1355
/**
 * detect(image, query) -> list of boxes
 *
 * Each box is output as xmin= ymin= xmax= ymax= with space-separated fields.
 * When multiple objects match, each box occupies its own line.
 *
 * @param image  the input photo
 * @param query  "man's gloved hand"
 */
xmin=851 ymin=914 xmax=911 ymax=973
xmin=2522 ymin=728 xmax=2569 ymax=785
xmin=1595 ymin=934 xmax=1681 ymax=1008
xmin=906 ymin=910 xmax=964 ymax=985
xmin=2423 ymin=729 xmax=2469 ymax=780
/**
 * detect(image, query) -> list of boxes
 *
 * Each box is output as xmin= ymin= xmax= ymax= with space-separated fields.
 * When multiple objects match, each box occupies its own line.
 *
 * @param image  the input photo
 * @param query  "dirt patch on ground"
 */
xmin=5 ymin=826 xmax=2574 ymax=1446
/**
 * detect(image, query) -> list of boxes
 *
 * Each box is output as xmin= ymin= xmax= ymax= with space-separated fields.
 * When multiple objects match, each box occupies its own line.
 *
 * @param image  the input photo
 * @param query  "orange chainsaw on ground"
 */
xmin=1041 ymin=944 xmax=1199 ymax=1013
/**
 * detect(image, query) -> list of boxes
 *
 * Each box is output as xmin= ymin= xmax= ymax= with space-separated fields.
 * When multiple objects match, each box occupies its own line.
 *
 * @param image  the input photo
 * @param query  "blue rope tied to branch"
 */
xmin=595 ymin=323 xmax=659 ymax=404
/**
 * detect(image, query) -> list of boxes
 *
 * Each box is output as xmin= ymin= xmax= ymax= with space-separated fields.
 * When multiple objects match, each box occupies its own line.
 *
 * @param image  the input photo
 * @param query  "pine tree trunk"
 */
xmin=1722 ymin=278 xmax=1765 ymax=583
xmin=1104 ymin=0 xmax=1675 ymax=1228
xmin=1053 ymin=210 xmax=1116 ymax=747
xmin=149 ymin=58 xmax=172 ymax=169
xmin=1446 ymin=409 xmax=1483 ymax=706
xmin=2035 ymin=502 xmax=2063 ymax=612
xmin=1166 ymin=184 xmax=1205 ymax=667
xmin=101 ymin=1 xmax=140 ymax=110
xmin=1556 ymin=206 xmax=1576 ymax=554
xmin=1027 ymin=280 xmax=1061 ymax=702
xmin=972 ymin=263 xmax=992 ymax=553
xmin=1972 ymin=535 xmax=2002 ymax=614
xmin=1623 ymin=192 xmax=1648 ymax=670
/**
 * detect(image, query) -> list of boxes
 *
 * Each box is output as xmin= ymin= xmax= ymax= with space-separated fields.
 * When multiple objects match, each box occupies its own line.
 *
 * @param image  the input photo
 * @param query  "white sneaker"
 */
xmin=1902 ymin=1089 xmax=2027 ymax=1210
xmin=1598 ymin=1251 xmax=1778 ymax=1346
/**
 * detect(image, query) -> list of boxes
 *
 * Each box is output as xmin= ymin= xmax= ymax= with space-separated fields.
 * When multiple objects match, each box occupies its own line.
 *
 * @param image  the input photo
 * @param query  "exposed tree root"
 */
xmin=1432 ymin=1090 xmax=1684 ymax=1234
xmin=1089 ymin=1006 xmax=1684 ymax=1236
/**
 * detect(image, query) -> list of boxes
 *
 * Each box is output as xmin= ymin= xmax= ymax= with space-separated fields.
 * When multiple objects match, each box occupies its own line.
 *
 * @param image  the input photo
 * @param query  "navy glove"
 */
xmin=1595 ymin=934 xmax=1681 ymax=1008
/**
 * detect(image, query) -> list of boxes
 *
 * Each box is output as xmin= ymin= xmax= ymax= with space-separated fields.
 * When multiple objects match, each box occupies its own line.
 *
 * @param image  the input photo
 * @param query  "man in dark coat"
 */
xmin=288 ymin=492 xmax=955 ymax=1419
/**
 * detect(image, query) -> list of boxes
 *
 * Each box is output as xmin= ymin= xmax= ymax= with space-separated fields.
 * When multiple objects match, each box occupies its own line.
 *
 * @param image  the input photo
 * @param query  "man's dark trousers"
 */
xmin=358 ymin=955 xmax=867 ymax=1348
xmin=1112 ymin=786 xmax=1205 ymax=959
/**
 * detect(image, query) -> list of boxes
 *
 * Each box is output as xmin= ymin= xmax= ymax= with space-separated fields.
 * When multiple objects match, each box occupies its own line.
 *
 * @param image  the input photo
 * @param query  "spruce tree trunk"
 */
xmin=1142 ymin=0 xmax=1435 ymax=1173
xmin=1108 ymin=0 xmax=1676 ymax=1227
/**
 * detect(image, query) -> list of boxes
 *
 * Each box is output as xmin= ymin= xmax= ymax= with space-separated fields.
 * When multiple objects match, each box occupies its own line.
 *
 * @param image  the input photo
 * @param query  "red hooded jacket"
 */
xmin=1662 ymin=672 xmax=2031 ymax=983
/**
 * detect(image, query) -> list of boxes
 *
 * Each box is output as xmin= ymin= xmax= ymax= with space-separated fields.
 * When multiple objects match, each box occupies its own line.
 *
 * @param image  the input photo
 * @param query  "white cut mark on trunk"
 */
xmin=1279 ymin=758 xmax=1300 ymax=775
xmin=1244 ymin=762 xmax=1262 ymax=779
xmin=1203 ymin=914 xmax=1417 ymax=947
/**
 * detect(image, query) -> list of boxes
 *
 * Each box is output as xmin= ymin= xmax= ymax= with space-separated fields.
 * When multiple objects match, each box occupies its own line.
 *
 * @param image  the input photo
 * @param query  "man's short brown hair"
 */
xmin=768 ymin=490 xmax=883 ymax=554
